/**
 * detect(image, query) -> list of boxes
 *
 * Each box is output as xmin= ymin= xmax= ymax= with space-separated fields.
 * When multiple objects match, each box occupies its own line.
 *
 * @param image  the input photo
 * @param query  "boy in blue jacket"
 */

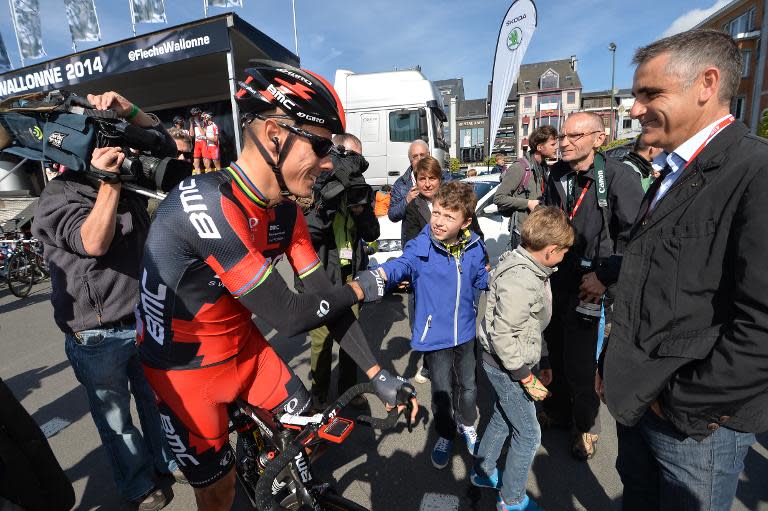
xmin=365 ymin=181 xmax=489 ymax=469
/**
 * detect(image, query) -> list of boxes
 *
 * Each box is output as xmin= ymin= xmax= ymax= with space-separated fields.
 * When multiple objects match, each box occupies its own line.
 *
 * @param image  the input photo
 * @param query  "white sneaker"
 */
xmin=459 ymin=424 xmax=478 ymax=455
xmin=414 ymin=364 xmax=429 ymax=384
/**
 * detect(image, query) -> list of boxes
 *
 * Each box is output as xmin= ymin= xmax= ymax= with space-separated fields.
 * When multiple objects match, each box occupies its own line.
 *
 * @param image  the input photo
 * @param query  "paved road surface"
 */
xmin=1 ymin=275 xmax=766 ymax=510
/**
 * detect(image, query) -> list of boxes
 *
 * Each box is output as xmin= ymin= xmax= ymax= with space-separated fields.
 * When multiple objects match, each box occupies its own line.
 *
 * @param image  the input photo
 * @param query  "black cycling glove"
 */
xmin=354 ymin=269 xmax=386 ymax=302
xmin=372 ymin=369 xmax=415 ymax=407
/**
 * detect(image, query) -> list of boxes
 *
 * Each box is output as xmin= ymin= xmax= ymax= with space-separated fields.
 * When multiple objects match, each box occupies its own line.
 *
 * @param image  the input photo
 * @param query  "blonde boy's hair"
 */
xmin=520 ymin=206 xmax=575 ymax=251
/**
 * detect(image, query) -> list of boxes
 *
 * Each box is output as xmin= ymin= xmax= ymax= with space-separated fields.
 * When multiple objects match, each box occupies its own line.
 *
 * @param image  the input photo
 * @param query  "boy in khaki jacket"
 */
xmin=472 ymin=207 xmax=574 ymax=511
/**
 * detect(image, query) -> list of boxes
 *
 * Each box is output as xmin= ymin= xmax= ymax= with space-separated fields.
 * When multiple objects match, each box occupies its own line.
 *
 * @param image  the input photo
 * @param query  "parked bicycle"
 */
xmin=0 ymin=234 xmax=48 ymax=298
xmin=228 ymin=381 xmax=416 ymax=511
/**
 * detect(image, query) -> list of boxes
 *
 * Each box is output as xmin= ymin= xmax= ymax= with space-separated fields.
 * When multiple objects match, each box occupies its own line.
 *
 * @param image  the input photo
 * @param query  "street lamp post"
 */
xmin=609 ymin=42 xmax=617 ymax=141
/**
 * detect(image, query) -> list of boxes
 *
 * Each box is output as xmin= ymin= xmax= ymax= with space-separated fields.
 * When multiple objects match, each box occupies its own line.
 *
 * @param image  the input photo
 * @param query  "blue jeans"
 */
xmin=65 ymin=327 xmax=177 ymax=501
xmin=475 ymin=361 xmax=540 ymax=505
xmin=423 ymin=340 xmax=478 ymax=439
xmin=616 ymin=410 xmax=755 ymax=511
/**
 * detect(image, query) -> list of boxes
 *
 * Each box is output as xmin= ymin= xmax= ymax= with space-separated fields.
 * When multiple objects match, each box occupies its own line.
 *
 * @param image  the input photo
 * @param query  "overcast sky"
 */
xmin=0 ymin=0 xmax=733 ymax=98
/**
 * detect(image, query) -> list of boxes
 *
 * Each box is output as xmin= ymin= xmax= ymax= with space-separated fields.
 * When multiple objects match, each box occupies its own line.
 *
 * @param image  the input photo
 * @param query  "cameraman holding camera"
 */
xmin=300 ymin=133 xmax=379 ymax=409
xmin=32 ymin=91 xmax=180 ymax=511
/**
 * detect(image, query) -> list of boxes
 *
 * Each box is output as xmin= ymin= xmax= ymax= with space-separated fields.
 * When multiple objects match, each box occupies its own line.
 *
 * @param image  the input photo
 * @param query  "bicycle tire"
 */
xmin=32 ymin=252 xmax=48 ymax=282
xmin=6 ymin=252 xmax=33 ymax=298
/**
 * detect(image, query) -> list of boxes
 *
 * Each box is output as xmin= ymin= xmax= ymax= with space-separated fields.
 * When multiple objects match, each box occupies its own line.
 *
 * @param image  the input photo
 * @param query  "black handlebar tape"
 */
xmin=253 ymin=441 xmax=302 ymax=511
xmin=356 ymin=407 xmax=400 ymax=430
xmin=331 ymin=382 xmax=375 ymax=411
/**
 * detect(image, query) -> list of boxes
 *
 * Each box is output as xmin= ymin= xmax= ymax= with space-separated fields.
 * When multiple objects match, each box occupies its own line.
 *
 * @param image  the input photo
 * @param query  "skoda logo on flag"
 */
xmin=507 ymin=27 xmax=523 ymax=50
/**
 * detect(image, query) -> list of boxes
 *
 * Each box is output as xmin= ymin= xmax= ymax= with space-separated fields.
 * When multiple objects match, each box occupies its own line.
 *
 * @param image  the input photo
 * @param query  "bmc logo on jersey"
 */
xmin=179 ymin=179 xmax=221 ymax=239
xmin=141 ymin=269 xmax=167 ymax=345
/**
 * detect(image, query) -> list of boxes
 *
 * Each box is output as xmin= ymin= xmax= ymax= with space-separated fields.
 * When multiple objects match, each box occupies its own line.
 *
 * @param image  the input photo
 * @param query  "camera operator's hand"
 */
xmin=579 ymin=272 xmax=606 ymax=303
xmin=86 ymin=91 xmax=156 ymax=128
xmin=91 ymin=147 xmax=125 ymax=177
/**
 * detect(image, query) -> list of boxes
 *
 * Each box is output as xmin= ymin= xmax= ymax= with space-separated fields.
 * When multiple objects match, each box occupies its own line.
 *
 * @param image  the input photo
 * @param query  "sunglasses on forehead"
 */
xmin=254 ymin=114 xmax=335 ymax=158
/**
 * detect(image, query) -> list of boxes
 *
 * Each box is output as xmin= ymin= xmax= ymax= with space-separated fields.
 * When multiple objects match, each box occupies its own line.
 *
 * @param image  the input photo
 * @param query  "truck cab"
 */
xmin=333 ymin=69 xmax=449 ymax=187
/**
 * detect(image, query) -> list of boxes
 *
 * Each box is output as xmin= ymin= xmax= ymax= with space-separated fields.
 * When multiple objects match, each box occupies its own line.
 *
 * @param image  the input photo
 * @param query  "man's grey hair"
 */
xmin=408 ymin=139 xmax=429 ymax=155
xmin=633 ymin=28 xmax=741 ymax=103
xmin=332 ymin=133 xmax=362 ymax=153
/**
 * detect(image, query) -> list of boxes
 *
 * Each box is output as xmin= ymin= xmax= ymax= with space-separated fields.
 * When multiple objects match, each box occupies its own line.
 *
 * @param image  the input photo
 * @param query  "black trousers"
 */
xmin=542 ymin=295 xmax=601 ymax=434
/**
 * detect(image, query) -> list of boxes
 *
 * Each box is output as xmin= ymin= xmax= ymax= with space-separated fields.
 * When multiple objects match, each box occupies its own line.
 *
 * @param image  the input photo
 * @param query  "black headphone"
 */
xmin=272 ymin=136 xmax=281 ymax=152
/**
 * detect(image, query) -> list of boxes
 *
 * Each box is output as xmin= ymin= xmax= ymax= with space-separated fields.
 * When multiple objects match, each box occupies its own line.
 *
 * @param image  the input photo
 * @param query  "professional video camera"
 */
xmin=313 ymin=147 xmax=373 ymax=211
xmin=0 ymin=89 xmax=191 ymax=198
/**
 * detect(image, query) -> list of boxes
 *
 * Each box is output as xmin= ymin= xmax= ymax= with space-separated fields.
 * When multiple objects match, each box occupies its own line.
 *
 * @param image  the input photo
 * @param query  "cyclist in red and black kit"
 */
xmin=137 ymin=60 xmax=416 ymax=510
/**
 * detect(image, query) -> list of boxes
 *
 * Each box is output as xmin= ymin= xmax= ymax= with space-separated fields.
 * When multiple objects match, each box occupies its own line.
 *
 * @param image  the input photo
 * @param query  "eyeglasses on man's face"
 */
xmin=556 ymin=130 xmax=602 ymax=143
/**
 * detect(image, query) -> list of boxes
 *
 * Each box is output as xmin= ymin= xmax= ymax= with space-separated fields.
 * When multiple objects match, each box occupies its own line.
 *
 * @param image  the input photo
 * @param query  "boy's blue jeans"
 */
xmin=616 ymin=409 xmax=755 ymax=511
xmin=475 ymin=361 xmax=540 ymax=505
xmin=422 ymin=340 xmax=478 ymax=439
xmin=64 ymin=326 xmax=177 ymax=501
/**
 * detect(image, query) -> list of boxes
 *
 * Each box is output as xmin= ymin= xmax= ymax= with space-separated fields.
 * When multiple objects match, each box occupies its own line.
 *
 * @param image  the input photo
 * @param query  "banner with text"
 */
xmin=0 ymin=35 xmax=11 ymax=72
xmin=0 ymin=18 xmax=230 ymax=98
xmin=206 ymin=0 xmax=243 ymax=6
xmin=489 ymin=0 xmax=537 ymax=153
xmin=10 ymin=0 xmax=47 ymax=60
xmin=130 ymin=0 xmax=167 ymax=24
xmin=65 ymin=0 xmax=102 ymax=42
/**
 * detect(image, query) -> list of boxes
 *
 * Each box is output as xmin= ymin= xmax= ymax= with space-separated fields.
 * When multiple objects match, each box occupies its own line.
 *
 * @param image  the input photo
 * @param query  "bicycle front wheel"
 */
xmin=7 ymin=252 xmax=33 ymax=298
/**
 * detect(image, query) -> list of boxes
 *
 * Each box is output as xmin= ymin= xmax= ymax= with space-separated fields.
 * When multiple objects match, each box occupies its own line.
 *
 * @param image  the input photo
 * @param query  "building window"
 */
xmin=503 ymin=110 xmax=515 ymax=118
xmin=623 ymin=118 xmax=632 ymax=130
xmin=731 ymin=96 xmax=746 ymax=120
xmin=725 ymin=8 xmax=755 ymax=37
xmin=523 ymin=80 xmax=531 ymax=89
xmin=459 ymin=127 xmax=485 ymax=148
xmin=538 ymin=116 xmax=560 ymax=130
xmin=388 ymin=110 xmax=420 ymax=142
xmin=742 ymin=50 xmax=751 ymax=78
xmin=567 ymin=91 xmax=576 ymax=104
xmin=602 ymin=116 xmax=610 ymax=128
xmin=538 ymin=93 xmax=561 ymax=111
xmin=522 ymin=123 xmax=529 ymax=137
xmin=524 ymin=96 xmax=532 ymax=108
xmin=540 ymin=69 xmax=559 ymax=89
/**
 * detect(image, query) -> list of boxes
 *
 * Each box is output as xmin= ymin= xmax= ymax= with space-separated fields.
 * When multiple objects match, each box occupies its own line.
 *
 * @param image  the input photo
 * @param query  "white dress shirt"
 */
xmin=650 ymin=114 xmax=733 ymax=210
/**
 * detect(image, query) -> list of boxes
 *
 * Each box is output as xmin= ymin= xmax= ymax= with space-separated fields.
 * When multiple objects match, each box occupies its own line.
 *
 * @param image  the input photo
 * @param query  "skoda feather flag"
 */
xmin=489 ymin=0 xmax=537 ymax=153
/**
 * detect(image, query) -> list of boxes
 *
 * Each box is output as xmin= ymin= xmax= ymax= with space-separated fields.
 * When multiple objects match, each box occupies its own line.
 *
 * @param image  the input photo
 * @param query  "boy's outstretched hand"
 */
xmin=354 ymin=268 xmax=387 ymax=302
xmin=521 ymin=374 xmax=550 ymax=401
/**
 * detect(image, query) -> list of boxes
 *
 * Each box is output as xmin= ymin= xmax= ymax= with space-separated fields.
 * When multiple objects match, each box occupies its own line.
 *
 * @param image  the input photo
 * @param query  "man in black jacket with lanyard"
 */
xmin=598 ymin=29 xmax=768 ymax=511
xmin=541 ymin=111 xmax=643 ymax=461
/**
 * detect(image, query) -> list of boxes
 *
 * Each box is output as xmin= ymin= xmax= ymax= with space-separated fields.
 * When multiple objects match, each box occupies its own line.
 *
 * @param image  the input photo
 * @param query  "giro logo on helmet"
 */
xmin=296 ymin=111 xmax=325 ymax=124
xmin=276 ymin=68 xmax=313 ymax=86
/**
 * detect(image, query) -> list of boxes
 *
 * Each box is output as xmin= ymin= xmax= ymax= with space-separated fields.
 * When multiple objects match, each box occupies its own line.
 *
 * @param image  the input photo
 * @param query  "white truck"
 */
xmin=333 ymin=69 xmax=450 ymax=187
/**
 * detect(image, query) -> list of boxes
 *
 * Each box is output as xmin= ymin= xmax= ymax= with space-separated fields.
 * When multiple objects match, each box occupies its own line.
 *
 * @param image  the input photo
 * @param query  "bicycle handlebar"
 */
xmin=252 ymin=381 xmax=413 ymax=511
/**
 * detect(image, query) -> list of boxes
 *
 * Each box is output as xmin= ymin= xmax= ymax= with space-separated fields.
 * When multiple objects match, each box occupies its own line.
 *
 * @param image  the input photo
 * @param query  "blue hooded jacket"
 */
xmin=379 ymin=224 xmax=489 ymax=351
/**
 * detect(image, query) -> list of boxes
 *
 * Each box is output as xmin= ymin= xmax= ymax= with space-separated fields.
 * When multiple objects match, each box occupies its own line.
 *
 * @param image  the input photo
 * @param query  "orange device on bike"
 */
xmin=318 ymin=416 xmax=354 ymax=443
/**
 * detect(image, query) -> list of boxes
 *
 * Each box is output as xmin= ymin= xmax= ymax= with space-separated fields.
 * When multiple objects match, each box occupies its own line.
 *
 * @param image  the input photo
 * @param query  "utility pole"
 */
xmin=609 ymin=42 xmax=617 ymax=141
